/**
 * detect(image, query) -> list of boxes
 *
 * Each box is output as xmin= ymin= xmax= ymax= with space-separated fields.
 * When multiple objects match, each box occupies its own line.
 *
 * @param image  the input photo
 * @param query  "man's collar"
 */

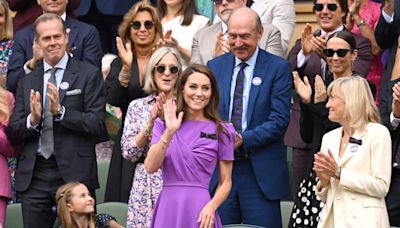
xmin=61 ymin=12 xmax=66 ymax=21
xmin=234 ymin=46 xmax=259 ymax=67
xmin=43 ymin=52 xmax=69 ymax=72
xmin=320 ymin=25 xmax=344 ymax=38
xmin=221 ymin=22 xmax=228 ymax=35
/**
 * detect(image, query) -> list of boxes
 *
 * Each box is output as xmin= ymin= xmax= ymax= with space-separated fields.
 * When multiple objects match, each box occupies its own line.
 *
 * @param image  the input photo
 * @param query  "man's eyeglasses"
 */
xmin=130 ymin=20 xmax=154 ymax=30
xmin=323 ymin=48 xmax=352 ymax=57
xmin=314 ymin=3 xmax=338 ymax=12
xmin=155 ymin=65 xmax=180 ymax=74
xmin=211 ymin=0 xmax=235 ymax=6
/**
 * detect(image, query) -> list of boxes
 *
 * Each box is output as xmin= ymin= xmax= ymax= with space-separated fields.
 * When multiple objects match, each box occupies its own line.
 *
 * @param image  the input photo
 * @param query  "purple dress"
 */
xmin=150 ymin=119 xmax=235 ymax=228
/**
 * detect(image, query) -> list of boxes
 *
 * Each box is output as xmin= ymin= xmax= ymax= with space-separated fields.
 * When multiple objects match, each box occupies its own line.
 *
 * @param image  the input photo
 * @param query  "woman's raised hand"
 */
xmin=163 ymin=99 xmax=183 ymax=135
xmin=293 ymin=71 xmax=312 ymax=104
xmin=116 ymin=37 xmax=133 ymax=73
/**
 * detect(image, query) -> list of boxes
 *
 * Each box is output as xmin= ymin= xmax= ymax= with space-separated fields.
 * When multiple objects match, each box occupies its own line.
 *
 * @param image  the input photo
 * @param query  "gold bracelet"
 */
xmin=159 ymin=136 xmax=169 ymax=149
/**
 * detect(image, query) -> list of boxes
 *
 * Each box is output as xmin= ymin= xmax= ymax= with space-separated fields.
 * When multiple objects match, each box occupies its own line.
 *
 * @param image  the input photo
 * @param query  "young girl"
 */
xmin=56 ymin=182 xmax=123 ymax=228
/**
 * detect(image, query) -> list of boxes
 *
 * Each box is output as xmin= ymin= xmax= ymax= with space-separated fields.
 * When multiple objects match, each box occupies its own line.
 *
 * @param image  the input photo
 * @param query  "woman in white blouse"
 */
xmin=157 ymin=0 xmax=209 ymax=62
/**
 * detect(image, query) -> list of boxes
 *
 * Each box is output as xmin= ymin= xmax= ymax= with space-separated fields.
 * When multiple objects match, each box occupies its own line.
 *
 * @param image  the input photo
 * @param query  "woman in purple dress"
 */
xmin=145 ymin=64 xmax=234 ymax=228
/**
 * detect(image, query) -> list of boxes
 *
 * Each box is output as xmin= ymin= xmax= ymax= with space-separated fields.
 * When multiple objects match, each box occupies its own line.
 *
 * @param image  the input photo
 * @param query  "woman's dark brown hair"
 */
xmin=175 ymin=64 xmax=231 ymax=141
xmin=157 ymin=0 xmax=197 ymax=26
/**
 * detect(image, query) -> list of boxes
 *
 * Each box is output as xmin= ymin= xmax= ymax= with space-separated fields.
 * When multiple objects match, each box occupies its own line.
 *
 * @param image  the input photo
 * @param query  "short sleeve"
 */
xmin=218 ymin=122 xmax=235 ymax=161
xmin=150 ymin=118 xmax=166 ymax=145
xmin=95 ymin=213 xmax=116 ymax=227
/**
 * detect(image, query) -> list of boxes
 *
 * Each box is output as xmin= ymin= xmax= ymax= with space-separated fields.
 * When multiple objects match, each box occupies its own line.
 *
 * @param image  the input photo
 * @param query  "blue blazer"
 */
xmin=7 ymin=16 xmax=103 ymax=95
xmin=76 ymin=0 xmax=156 ymax=16
xmin=207 ymin=49 xmax=292 ymax=200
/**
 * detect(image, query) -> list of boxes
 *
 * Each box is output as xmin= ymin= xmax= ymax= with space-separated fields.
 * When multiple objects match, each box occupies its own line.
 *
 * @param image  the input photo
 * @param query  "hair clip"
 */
xmin=200 ymin=132 xmax=217 ymax=140
xmin=349 ymin=137 xmax=362 ymax=145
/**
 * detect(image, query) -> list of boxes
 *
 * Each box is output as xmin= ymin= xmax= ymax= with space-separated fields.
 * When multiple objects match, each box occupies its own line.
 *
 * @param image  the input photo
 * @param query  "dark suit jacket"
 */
xmin=207 ymin=49 xmax=292 ymax=200
xmin=6 ymin=57 xmax=106 ymax=191
xmin=7 ymin=16 xmax=103 ymax=95
xmin=285 ymin=28 xmax=372 ymax=150
xmin=375 ymin=2 xmax=400 ymax=132
xmin=76 ymin=0 xmax=156 ymax=16
xmin=8 ymin=0 xmax=80 ymax=32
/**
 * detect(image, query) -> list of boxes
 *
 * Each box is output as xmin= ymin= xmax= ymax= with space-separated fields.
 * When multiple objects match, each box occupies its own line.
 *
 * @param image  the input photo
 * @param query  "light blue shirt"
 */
xmin=228 ymin=47 xmax=259 ymax=132
xmin=26 ymin=52 xmax=69 ymax=154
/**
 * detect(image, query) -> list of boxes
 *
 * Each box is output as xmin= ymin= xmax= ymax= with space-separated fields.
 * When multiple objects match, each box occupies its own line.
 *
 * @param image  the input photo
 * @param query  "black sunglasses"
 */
xmin=323 ymin=48 xmax=352 ymax=57
xmin=211 ymin=0 xmax=235 ymax=5
xmin=130 ymin=20 xmax=154 ymax=30
xmin=155 ymin=65 xmax=179 ymax=74
xmin=314 ymin=3 xmax=338 ymax=12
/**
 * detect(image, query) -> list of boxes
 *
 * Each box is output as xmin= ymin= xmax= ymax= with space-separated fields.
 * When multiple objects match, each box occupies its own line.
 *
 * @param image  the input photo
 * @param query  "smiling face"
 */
xmin=326 ymin=90 xmax=346 ymax=124
xmin=130 ymin=10 xmax=156 ymax=48
xmin=326 ymin=37 xmax=357 ymax=77
xmin=183 ymin=72 xmax=212 ymax=118
xmin=66 ymin=184 xmax=95 ymax=215
xmin=35 ymin=17 xmax=68 ymax=67
xmin=37 ymin=0 xmax=68 ymax=15
xmin=315 ymin=0 xmax=345 ymax=32
xmin=153 ymin=52 xmax=179 ymax=96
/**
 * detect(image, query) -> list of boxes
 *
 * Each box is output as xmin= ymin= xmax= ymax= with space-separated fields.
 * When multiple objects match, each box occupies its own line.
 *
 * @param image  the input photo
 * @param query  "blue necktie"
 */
xmin=231 ymin=62 xmax=248 ymax=132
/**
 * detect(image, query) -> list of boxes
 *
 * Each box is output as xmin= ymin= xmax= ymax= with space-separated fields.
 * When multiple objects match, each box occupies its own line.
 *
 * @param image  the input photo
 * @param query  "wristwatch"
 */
xmin=54 ymin=105 xmax=64 ymax=119
xmin=357 ymin=20 xmax=366 ymax=28
xmin=334 ymin=167 xmax=342 ymax=179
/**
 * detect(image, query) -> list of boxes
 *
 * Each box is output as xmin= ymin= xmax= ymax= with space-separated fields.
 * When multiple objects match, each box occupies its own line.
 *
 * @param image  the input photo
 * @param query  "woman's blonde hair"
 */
xmin=0 ymin=0 xmax=13 ymax=40
xmin=56 ymin=182 xmax=95 ymax=228
xmin=118 ymin=0 xmax=162 ymax=52
xmin=143 ymin=46 xmax=183 ymax=94
xmin=0 ymin=86 xmax=11 ymax=123
xmin=327 ymin=76 xmax=379 ymax=130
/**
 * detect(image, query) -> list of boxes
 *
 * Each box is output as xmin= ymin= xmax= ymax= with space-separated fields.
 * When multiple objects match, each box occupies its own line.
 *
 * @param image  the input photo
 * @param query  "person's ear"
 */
xmin=66 ymin=203 xmax=74 ymax=212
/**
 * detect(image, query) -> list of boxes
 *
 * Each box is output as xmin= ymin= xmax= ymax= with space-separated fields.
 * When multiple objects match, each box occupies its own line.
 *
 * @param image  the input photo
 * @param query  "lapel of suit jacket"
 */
xmin=221 ymin=54 xmax=235 ymax=118
xmin=65 ymin=17 xmax=78 ymax=51
xmin=246 ymin=50 xmax=264 ymax=125
xmin=339 ymin=128 xmax=366 ymax=167
xmin=59 ymin=58 xmax=78 ymax=103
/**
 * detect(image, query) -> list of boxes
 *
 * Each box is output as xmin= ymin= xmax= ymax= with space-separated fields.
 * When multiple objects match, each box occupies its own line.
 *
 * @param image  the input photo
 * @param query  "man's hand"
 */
xmin=234 ymin=132 xmax=243 ymax=150
xmin=30 ymin=89 xmax=41 ymax=125
xmin=214 ymin=32 xmax=230 ymax=57
xmin=28 ymin=40 xmax=44 ymax=70
xmin=46 ymin=83 xmax=60 ymax=115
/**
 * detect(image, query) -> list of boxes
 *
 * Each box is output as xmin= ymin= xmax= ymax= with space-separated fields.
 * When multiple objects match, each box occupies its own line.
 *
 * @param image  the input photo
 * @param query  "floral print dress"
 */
xmin=121 ymin=94 xmax=162 ymax=228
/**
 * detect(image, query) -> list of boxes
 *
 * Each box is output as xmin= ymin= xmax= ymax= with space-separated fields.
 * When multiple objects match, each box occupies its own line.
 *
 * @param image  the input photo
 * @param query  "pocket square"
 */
xmin=66 ymin=89 xmax=82 ymax=96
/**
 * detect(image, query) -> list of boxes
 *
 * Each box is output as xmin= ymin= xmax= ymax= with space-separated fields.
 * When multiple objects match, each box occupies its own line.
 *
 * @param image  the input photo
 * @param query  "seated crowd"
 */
xmin=0 ymin=0 xmax=399 ymax=227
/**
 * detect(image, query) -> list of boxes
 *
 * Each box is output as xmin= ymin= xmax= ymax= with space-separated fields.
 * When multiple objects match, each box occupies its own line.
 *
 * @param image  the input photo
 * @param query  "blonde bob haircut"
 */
xmin=0 ymin=0 xmax=13 ymax=40
xmin=327 ymin=76 xmax=379 ymax=130
xmin=143 ymin=46 xmax=183 ymax=94
xmin=118 ymin=0 xmax=163 ymax=51
xmin=56 ymin=182 xmax=95 ymax=228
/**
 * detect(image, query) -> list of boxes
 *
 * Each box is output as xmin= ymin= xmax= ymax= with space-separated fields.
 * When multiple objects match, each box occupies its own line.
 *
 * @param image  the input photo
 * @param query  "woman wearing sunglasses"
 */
xmin=290 ymin=30 xmax=376 ymax=228
xmin=145 ymin=64 xmax=234 ymax=228
xmin=157 ymin=0 xmax=209 ymax=62
xmin=121 ymin=46 xmax=184 ymax=227
xmin=104 ymin=0 xmax=163 ymax=204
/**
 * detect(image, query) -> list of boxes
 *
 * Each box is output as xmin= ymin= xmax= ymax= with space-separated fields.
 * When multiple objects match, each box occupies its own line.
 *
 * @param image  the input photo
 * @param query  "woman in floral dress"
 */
xmin=121 ymin=46 xmax=183 ymax=227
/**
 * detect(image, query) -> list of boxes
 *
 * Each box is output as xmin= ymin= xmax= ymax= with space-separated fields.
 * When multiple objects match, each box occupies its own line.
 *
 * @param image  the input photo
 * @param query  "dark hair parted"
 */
xmin=118 ymin=0 xmax=163 ymax=51
xmin=175 ymin=64 xmax=232 ymax=142
xmin=157 ymin=0 xmax=198 ymax=26
xmin=328 ymin=30 xmax=357 ymax=50
xmin=33 ymin=13 xmax=67 ymax=39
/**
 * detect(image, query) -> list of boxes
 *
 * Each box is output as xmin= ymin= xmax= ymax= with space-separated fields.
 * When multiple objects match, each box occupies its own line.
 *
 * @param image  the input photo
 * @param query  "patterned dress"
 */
xmin=0 ymin=39 xmax=16 ymax=203
xmin=121 ymin=94 xmax=162 ymax=228
xmin=350 ymin=0 xmax=382 ymax=105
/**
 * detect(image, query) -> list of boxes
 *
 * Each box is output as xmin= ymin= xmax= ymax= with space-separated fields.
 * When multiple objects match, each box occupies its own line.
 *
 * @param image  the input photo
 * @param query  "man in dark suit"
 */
xmin=6 ymin=0 xmax=103 ymax=95
xmin=375 ymin=0 xmax=400 ymax=225
xmin=207 ymin=7 xmax=291 ymax=227
xmin=6 ymin=13 xmax=106 ymax=227
xmin=286 ymin=0 xmax=372 ymax=196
